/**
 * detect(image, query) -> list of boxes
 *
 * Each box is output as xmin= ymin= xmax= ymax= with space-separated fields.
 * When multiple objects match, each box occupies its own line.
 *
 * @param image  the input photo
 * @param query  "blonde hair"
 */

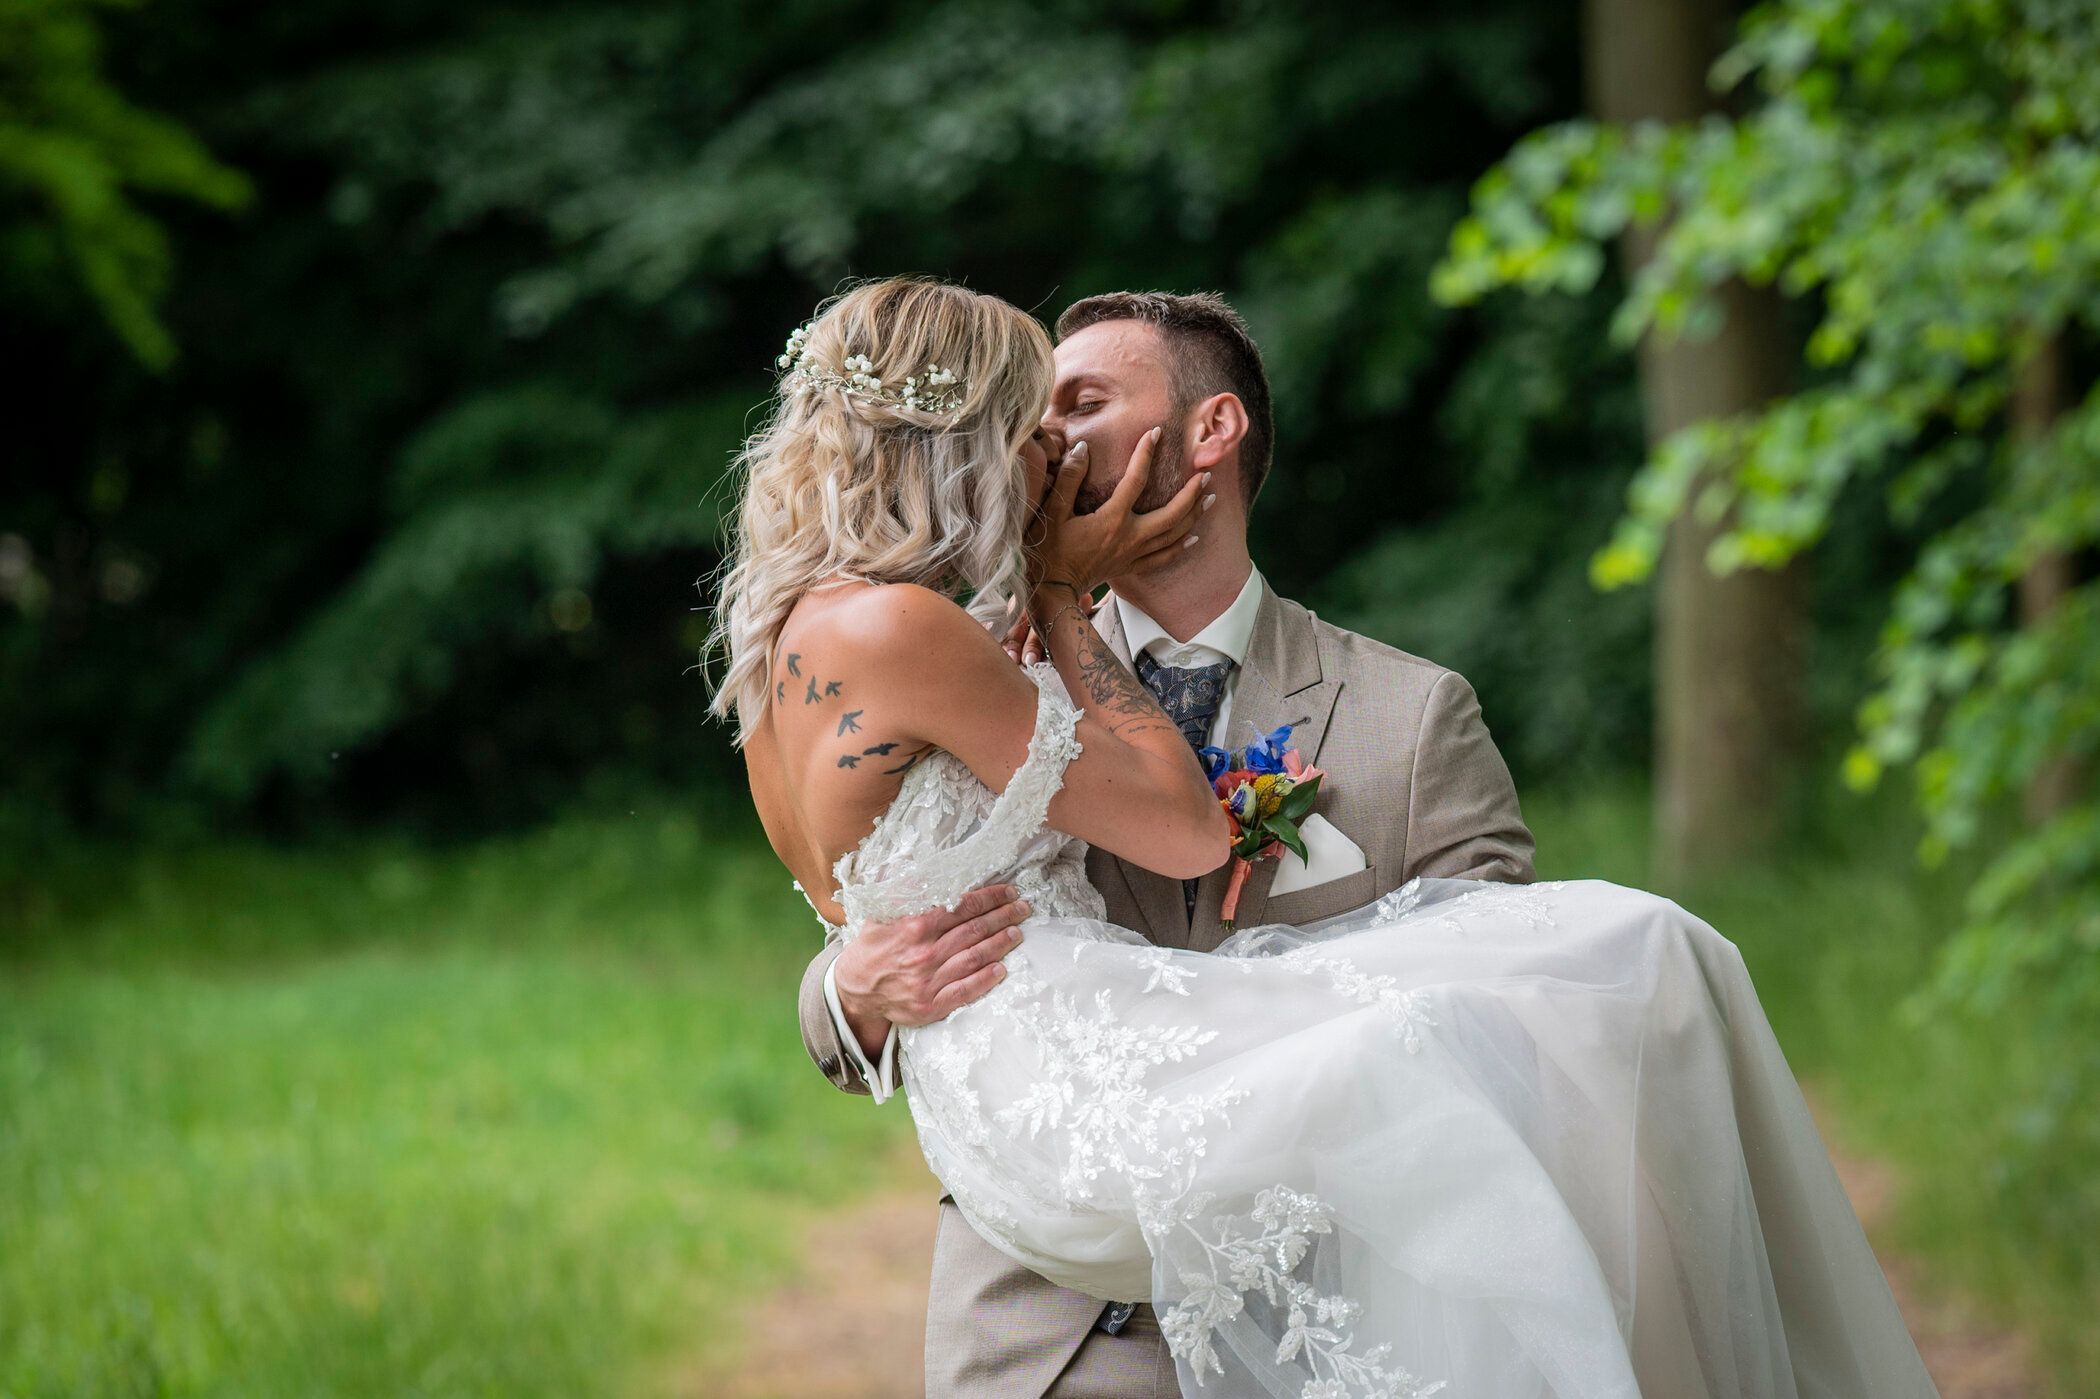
xmin=705 ymin=277 xmax=1054 ymax=745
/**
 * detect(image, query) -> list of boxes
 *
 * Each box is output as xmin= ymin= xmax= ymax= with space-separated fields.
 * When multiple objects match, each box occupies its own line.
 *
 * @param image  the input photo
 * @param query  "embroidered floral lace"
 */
xmin=806 ymin=663 xmax=1938 ymax=1399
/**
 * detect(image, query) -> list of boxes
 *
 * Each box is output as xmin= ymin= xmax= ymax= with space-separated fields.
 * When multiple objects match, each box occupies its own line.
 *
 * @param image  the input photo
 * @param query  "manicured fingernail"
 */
xmin=1201 ymin=494 xmax=1216 ymax=512
xmin=1201 ymin=471 xmax=1212 ymax=485
xmin=1183 ymin=535 xmax=1201 ymax=549
xmin=1151 ymin=426 xmax=1163 ymax=442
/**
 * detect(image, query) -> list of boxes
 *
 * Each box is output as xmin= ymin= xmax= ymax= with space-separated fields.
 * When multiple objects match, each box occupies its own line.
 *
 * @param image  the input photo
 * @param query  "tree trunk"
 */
xmin=2011 ymin=332 xmax=2081 ymax=825
xmin=1584 ymin=0 xmax=1808 ymax=886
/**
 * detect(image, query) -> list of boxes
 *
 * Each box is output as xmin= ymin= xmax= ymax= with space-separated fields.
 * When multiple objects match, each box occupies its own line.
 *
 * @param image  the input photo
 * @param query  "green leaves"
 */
xmin=181 ymin=386 xmax=749 ymax=799
xmin=1268 ymin=813 xmax=1307 ymax=865
xmin=0 ymin=0 xmax=251 ymax=367
xmin=1279 ymin=775 xmax=1321 ymax=823
xmin=1437 ymin=0 xmax=2100 ymax=1227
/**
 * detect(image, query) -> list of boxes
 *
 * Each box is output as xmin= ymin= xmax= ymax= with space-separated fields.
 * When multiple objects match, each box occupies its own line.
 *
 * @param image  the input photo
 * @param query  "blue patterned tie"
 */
xmin=1134 ymin=653 xmax=1235 ymax=923
xmin=1135 ymin=653 xmax=1233 ymax=753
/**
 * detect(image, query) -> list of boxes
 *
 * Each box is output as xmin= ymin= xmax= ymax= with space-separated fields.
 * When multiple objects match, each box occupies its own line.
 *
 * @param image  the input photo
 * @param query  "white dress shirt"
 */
xmin=826 ymin=563 xmax=1267 ymax=1103
xmin=823 ymin=952 xmax=899 ymax=1102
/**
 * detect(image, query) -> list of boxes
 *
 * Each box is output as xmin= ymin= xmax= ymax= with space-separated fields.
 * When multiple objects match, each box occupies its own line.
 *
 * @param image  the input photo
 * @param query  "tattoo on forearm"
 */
xmin=1069 ymin=617 xmax=1180 ymax=740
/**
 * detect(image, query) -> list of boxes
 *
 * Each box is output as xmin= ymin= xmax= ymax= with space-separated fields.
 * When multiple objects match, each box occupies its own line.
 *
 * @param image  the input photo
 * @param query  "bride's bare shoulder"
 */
xmin=768 ymin=582 xmax=1019 ymax=750
xmin=787 ymin=581 xmax=1003 ymax=675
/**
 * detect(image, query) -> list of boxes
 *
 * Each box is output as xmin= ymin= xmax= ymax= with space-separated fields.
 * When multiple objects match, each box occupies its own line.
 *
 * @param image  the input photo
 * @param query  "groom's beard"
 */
xmin=1073 ymin=423 xmax=1189 ymax=518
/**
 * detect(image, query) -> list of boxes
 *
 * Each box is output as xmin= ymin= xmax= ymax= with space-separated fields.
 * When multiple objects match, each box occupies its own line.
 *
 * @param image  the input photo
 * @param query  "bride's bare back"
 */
xmin=742 ymin=576 xmax=1230 ymax=929
xmin=742 ymin=583 xmax=939 ymax=926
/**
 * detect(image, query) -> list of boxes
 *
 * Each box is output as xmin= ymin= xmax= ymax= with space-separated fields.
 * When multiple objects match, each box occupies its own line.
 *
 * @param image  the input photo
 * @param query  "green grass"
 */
xmin=0 ymin=808 xmax=912 ymax=1399
xmin=2 ymin=785 xmax=2092 ymax=1396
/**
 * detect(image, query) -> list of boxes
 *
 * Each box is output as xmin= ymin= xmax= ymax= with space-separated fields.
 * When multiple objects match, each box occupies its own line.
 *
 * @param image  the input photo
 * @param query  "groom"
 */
xmin=795 ymin=290 xmax=1538 ymax=1397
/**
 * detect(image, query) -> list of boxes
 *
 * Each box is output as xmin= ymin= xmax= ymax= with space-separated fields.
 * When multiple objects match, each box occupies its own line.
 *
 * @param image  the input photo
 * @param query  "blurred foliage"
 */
xmin=1435 ymin=0 xmax=2099 ymax=1335
xmin=0 ymin=0 xmax=249 ymax=367
xmin=1314 ymin=290 xmax=1656 ymax=779
xmin=3 ymin=0 xmax=1929 ymax=843
xmin=0 ymin=0 xmax=1578 ymax=836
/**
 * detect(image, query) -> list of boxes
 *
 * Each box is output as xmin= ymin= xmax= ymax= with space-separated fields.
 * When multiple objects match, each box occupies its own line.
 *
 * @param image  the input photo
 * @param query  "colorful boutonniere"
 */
xmin=1198 ymin=723 xmax=1326 ymax=932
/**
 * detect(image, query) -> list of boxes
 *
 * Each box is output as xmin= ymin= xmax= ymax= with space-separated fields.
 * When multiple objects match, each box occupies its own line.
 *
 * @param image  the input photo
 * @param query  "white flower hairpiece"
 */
xmin=775 ymin=320 xmax=969 ymax=420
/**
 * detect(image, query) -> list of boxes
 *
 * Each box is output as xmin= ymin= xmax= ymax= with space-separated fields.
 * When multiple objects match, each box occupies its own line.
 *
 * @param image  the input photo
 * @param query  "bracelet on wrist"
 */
xmin=1039 ymin=600 xmax=1090 ymax=645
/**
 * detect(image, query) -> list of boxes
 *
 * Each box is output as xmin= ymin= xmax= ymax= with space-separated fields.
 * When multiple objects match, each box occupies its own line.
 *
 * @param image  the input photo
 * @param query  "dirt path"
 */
xmin=1803 ymin=1090 xmax=2040 ymax=1399
xmin=696 ymin=1093 xmax=2040 ymax=1398
xmin=689 ymin=1154 xmax=940 ymax=1399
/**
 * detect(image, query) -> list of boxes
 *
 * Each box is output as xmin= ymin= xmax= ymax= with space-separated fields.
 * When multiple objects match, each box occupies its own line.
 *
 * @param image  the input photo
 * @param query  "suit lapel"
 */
xmin=1187 ymin=581 xmax=1343 ymax=946
xmin=1091 ymin=595 xmax=1190 ymax=947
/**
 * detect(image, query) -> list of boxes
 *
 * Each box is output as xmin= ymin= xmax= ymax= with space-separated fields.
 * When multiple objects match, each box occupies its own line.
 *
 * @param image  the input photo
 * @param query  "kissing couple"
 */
xmin=708 ymin=278 xmax=1938 ymax=1398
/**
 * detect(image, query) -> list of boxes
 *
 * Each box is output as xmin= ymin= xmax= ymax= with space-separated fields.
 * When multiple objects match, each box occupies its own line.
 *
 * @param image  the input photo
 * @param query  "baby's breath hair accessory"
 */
xmin=774 ymin=320 xmax=969 ymax=420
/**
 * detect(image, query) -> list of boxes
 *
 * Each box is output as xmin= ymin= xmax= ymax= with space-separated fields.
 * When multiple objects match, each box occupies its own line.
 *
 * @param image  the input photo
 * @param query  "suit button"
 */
xmin=818 ymin=1053 xmax=841 ymax=1076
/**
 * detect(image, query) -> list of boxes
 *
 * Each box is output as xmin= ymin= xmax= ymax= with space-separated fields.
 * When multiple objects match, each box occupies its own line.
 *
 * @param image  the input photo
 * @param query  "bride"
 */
xmin=708 ymin=277 xmax=1938 ymax=1398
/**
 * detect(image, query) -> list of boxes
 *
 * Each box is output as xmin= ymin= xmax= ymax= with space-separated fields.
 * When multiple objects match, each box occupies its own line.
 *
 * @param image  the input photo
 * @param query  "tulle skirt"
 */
xmin=897 ymin=877 xmax=1939 ymax=1399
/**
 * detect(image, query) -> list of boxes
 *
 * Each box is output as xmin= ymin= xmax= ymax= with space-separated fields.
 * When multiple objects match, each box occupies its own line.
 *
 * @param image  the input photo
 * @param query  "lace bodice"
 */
xmin=811 ymin=661 xmax=1107 ymax=937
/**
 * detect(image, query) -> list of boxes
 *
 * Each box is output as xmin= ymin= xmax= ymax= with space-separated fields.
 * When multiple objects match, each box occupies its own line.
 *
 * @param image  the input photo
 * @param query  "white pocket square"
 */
xmin=1268 ymin=813 xmax=1369 ymax=896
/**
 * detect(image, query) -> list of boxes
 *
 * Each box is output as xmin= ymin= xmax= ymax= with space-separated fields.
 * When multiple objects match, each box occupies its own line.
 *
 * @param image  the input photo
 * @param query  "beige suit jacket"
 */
xmin=794 ymin=578 xmax=1536 ymax=1396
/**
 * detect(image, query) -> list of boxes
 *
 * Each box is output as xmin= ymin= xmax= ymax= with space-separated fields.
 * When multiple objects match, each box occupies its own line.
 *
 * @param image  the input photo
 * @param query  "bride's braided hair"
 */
xmin=704 ymin=277 xmax=1054 ymax=744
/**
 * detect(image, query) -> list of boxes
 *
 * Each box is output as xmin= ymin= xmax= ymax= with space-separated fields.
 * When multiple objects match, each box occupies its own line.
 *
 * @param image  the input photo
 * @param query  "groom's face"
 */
xmin=1044 ymin=321 xmax=1188 ymax=518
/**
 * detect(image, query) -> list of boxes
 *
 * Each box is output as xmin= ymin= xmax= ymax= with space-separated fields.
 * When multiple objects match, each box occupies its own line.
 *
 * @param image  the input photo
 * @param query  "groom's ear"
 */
xmin=1188 ymin=391 xmax=1249 ymax=472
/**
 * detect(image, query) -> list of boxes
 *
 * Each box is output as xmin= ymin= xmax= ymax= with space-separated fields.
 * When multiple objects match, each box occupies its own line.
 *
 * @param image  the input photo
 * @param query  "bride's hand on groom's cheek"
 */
xmin=1004 ymin=430 xmax=1201 ymax=666
xmin=1035 ymin=429 xmax=1210 ymax=595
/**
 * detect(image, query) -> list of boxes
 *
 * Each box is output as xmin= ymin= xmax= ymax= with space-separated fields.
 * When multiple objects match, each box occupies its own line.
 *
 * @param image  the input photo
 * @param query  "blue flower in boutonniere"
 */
xmin=1241 ymin=722 xmax=1294 ymax=776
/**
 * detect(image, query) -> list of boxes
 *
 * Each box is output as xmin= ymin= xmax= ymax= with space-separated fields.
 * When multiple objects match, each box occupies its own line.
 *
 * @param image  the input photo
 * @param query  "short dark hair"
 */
xmin=1054 ymin=290 xmax=1275 ymax=508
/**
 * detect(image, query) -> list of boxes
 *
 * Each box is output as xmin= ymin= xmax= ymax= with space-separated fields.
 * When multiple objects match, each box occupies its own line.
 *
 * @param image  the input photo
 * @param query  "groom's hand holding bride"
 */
xmin=830 ymin=882 xmax=1036 ymax=1059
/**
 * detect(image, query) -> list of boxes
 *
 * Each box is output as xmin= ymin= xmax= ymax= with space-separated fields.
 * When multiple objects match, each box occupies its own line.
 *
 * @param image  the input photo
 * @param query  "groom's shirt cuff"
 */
xmin=822 ymin=960 xmax=898 ymax=1103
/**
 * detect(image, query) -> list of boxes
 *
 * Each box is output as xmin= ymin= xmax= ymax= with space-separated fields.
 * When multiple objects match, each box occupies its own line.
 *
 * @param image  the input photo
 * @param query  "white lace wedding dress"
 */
xmin=816 ymin=662 xmax=1938 ymax=1399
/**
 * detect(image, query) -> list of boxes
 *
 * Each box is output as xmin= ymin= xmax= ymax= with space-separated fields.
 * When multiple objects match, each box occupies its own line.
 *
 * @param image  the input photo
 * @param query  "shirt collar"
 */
xmin=1115 ymin=563 xmax=1264 ymax=668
